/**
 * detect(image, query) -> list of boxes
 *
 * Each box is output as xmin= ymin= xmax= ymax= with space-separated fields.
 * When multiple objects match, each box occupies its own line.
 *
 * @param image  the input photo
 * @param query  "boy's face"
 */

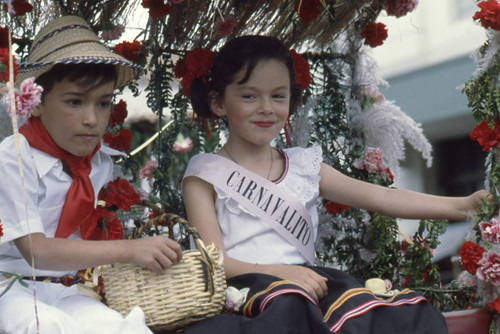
xmin=32 ymin=77 xmax=114 ymax=157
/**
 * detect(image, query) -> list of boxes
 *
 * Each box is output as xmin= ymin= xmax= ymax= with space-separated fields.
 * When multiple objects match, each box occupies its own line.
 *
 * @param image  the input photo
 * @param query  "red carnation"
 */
xmin=473 ymin=0 xmax=500 ymax=30
xmin=0 ymin=220 xmax=3 ymax=238
xmin=103 ymin=128 xmax=133 ymax=152
xmin=100 ymin=177 xmax=140 ymax=211
xmin=459 ymin=241 xmax=485 ymax=275
xmin=324 ymin=201 xmax=350 ymax=215
xmin=174 ymin=48 xmax=215 ymax=97
xmin=110 ymin=100 xmax=128 ymax=126
xmin=113 ymin=40 xmax=145 ymax=63
xmin=3 ymin=0 xmax=33 ymax=17
xmin=384 ymin=0 xmax=419 ymax=18
xmin=0 ymin=48 xmax=17 ymax=82
xmin=96 ymin=208 xmax=124 ymax=240
xmin=215 ymin=15 xmax=238 ymax=37
xmin=470 ymin=119 xmax=500 ymax=152
xmin=290 ymin=49 xmax=312 ymax=90
xmin=360 ymin=22 xmax=388 ymax=48
xmin=489 ymin=297 xmax=500 ymax=313
xmin=141 ymin=0 xmax=171 ymax=19
xmin=294 ymin=0 xmax=322 ymax=25
xmin=0 ymin=27 xmax=10 ymax=49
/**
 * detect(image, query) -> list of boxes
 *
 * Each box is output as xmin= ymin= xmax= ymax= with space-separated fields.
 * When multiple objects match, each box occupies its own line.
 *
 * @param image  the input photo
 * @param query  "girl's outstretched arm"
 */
xmin=319 ymin=163 xmax=490 ymax=220
xmin=183 ymin=176 xmax=328 ymax=302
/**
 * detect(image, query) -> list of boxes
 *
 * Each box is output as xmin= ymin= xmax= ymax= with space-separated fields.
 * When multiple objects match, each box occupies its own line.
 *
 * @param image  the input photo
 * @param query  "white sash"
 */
xmin=185 ymin=153 xmax=316 ymax=264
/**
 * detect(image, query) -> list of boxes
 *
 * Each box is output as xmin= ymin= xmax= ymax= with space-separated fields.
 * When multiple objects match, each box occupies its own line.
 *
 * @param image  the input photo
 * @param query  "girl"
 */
xmin=182 ymin=35 xmax=488 ymax=333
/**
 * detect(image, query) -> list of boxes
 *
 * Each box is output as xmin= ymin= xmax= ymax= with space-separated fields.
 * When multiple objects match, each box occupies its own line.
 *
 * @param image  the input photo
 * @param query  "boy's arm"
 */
xmin=318 ymin=162 xmax=489 ymax=220
xmin=182 ymin=176 xmax=328 ymax=302
xmin=14 ymin=233 xmax=182 ymax=273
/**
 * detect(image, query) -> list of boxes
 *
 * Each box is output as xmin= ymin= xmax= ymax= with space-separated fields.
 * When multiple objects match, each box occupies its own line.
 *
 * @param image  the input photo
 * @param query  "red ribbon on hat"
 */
xmin=19 ymin=117 xmax=101 ymax=239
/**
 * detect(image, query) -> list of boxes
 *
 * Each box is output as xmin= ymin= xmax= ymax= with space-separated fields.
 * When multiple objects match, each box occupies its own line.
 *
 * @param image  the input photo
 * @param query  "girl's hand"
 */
xmin=270 ymin=264 xmax=328 ymax=302
xmin=467 ymin=190 xmax=493 ymax=216
xmin=128 ymin=236 xmax=183 ymax=274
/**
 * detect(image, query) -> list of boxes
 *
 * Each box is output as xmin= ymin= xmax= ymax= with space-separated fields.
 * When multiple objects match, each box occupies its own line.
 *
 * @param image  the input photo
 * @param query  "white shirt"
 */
xmin=184 ymin=146 xmax=322 ymax=265
xmin=0 ymin=134 xmax=117 ymax=277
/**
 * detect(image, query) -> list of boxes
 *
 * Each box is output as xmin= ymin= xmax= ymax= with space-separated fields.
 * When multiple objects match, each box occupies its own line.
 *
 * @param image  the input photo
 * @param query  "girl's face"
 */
xmin=33 ymin=77 xmax=114 ymax=157
xmin=211 ymin=59 xmax=291 ymax=148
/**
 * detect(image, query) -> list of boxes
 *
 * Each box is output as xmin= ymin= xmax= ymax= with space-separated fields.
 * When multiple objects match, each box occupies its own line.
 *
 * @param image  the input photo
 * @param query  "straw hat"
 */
xmin=16 ymin=15 xmax=141 ymax=88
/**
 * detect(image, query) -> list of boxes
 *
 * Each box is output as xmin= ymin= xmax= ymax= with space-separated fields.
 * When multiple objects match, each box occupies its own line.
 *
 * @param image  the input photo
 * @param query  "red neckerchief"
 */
xmin=19 ymin=117 xmax=101 ymax=240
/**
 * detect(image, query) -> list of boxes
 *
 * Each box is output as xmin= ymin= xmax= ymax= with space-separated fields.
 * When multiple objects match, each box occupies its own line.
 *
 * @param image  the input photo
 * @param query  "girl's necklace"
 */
xmin=223 ymin=146 xmax=274 ymax=180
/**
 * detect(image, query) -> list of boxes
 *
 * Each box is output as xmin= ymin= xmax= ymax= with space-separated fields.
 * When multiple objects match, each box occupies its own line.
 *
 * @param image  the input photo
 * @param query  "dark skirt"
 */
xmin=184 ymin=266 xmax=448 ymax=334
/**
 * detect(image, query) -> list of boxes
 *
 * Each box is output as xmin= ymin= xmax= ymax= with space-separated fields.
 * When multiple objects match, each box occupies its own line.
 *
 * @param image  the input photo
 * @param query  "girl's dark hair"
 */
xmin=190 ymin=35 xmax=302 ymax=118
xmin=36 ymin=63 xmax=117 ymax=100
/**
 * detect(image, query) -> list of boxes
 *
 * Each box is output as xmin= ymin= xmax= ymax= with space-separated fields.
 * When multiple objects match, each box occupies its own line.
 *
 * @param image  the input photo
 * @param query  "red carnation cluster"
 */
xmin=3 ymin=0 xmax=33 ymax=17
xmin=459 ymin=241 xmax=485 ymax=275
xmin=114 ymin=40 xmax=145 ymax=64
xmin=470 ymin=119 xmax=500 ymax=152
xmin=109 ymin=100 xmax=128 ymax=127
xmin=360 ymin=22 xmax=388 ymax=48
xmin=95 ymin=207 xmax=124 ymax=240
xmin=473 ymin=0 xmax=500 ymax=30
xmin=174 ymin=48 xmax=216 ymax=97
xmin=324 ymin=201 xmax=350 ymax=215
xmin=0 ymin=27 xmax=10 ymax=49
xmin=294 ymin=0 xmax=322 ymax=25
xmin=99 ymin=177 xmax=140 ymax=211
xmin=103 ymin=129 xmax=133 ymax=152
xmin=290 ymin=49 xmax=312 ymax=90
xmin=103 ymin=99 xmax=133 ymax=152
xmin=141 ymin=0 xmax=171 ymax=19
xmin=0 ymin=48 xmax=17 ymax=82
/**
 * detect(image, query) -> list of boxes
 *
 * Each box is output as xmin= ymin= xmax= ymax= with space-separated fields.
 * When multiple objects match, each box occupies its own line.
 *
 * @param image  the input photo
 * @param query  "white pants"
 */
xmin=0 ymin=280 xmax=153 ymax=334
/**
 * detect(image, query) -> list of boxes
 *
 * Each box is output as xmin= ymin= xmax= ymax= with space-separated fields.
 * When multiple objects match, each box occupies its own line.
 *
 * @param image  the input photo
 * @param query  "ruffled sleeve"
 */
xmin=279 ymin=145 xmax=322 ymax=205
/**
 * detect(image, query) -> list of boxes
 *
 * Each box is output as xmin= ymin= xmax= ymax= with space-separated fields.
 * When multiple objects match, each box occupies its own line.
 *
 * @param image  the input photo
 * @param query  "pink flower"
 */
xmin=172 ymin=134 xmax=193 ymax=153
xmin=100 ymin=23 xmax=125 ymax=41
xmin=139 ymin=160 xmax=159 ymax=181
xmin=215 ymin=15 xmax=237 ymax=36
xmin=480 ymin=218 xmax=500 ymax=244
xmin=353 ymin=147 xmax=384 ymax=173
xmin=384 ymin=0 xmax=419 ymax=18
xmin=7 ymin=77 xmax=43 ymax=120
xmin=360 ymin=86 xmax=385 ymax=104
xmin=136 ymin=188 xmax=150 ymax=200
xmin=477 ymin=250 xmax=500 ymax=285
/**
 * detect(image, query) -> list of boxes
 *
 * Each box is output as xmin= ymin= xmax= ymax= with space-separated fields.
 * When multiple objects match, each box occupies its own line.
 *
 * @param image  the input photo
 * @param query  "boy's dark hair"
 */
xmin=190 ymin=35 xmax=302 ymax=118
xmin=36 ymin=63 xmax=117 ymax=100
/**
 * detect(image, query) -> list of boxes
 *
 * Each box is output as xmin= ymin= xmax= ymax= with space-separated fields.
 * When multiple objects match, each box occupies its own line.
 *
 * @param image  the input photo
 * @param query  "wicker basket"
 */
xmin=100 ymin=204 xmax=227 ymax=332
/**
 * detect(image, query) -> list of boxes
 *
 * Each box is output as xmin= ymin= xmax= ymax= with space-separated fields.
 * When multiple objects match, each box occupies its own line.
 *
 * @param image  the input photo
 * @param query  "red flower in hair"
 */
xmin=294 ymin=0 xmax=322 ymax=25
xmin=141 ymin=0 xmax=171 ymax=19
xmin=324 ymin=201 xmax=350 ymax=215
xmin=290 ymin=49 xmax=312 ymax=90
xmin=3 ymin=0 xmax=33 ymax=16
xmin=0 ymin=27 xmax=10 ymax=49
xmin=473 ymin=0 xmax=500 ymax=30
xmin=459 ymin=241 xmax=485 ymax=275
xmin=99 ymin=177 xmax=140 ymax=211
xmin=113 ymin=40 xmax=145 ymax=64
xmin=0 ymin=48 xmax=17 ymax=82
xmin=110 ymin=100 xmax=128 ymax=126
xmin=470 ymin=119 xmax=500 ymax=152
xmin=360 ymin=22 xmax=388 ymax=48
xmin=103 ymin=128 xmax=133 ymax=152
xmin=174 ymin=48 xmax=215 ymax=97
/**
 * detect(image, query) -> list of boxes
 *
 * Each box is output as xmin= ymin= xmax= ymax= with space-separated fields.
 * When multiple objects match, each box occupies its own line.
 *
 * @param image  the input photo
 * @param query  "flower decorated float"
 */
xmin=1 ymin=0 xmax=498 ymax=332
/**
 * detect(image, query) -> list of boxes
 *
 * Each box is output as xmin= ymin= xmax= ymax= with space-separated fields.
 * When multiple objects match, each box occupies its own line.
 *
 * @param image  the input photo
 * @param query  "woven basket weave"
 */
xmin=101 ymin=203 xmax=226 ymax=332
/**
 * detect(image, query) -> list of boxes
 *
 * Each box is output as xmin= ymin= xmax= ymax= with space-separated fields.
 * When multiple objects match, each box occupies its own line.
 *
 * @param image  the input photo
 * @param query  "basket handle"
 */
xmin=128 ymin=200 xmax=218 ymax=294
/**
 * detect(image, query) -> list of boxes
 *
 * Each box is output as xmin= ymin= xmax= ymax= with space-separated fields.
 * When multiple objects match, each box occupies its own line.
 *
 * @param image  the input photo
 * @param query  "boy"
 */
xmin=0 ymin=16 xmax=181 ymax=333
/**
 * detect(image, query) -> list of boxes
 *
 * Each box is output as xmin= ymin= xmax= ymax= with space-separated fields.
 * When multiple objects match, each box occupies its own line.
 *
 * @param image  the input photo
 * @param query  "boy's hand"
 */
xmin=271 ymin=265 xmax=328 ymax=303
xmin=129 ymin=236 xmax=183 ymax=274
xmin=467 ymin=190 xmax=494 ymax=216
